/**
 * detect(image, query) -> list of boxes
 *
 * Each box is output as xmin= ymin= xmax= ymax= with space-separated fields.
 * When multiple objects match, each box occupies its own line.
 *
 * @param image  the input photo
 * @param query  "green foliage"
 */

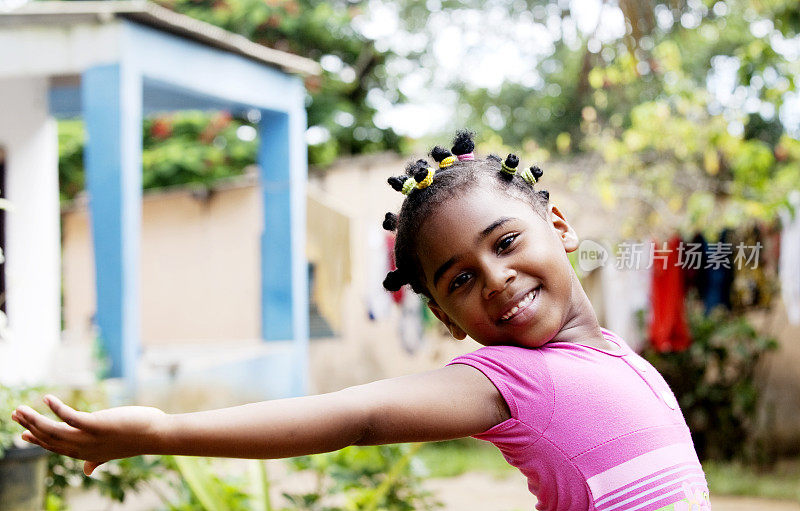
xmin=592 ymin=93 xmax=800 ymax=236
xmin=141 ymin=112 xmax=258 ymax=191
xmin=0 ymin=385 xmax=45 ymax=457
xmin=418 ymin=0 xmax=797 ymax=172
xmin=416 ymin=438 xmax=513 ymax=479
xmin=58 ymin=120 xmax=85 ymax=203
xmin=282 ymin=444 xmax=440 ymax=511
xmin=58 ymin=112 xmax=258 ymax=202
xmin=157 ymin=0 xmax=403 ymax=164
xmin=164 ymin=456 xmax=254 ymax=511
xmin=46 ymin=454 xmax=165 ymax=510
xmin=643 ymin=298 xmax=778 ymax=462
xmin=57 ymin=0 xmax=410 ymax=201
xmin=702 ymin=458 xmax=800 ymax=502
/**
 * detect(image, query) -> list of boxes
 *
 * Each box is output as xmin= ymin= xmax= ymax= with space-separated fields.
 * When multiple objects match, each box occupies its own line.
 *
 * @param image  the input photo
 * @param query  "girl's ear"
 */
xmin=549 ymin=204 xmax=579 ymax=252
xmin=427 ymin=302 xmax=467 ymax=340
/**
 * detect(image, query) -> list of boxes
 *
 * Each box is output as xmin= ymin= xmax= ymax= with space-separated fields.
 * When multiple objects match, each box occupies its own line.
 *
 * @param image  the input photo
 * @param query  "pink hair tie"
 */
xmin=457 ymin=153 xmax=475 ymax=161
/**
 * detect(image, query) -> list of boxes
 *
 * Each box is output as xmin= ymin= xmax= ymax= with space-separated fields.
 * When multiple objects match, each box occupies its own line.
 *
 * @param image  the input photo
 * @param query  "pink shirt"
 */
xmin=447 ymin=328 xmax=711 ymax=511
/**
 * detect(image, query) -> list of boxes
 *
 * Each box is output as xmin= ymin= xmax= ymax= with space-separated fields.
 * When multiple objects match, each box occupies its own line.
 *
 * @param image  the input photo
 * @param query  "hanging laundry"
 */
xmin=779 ymin=191 xmax=800 ymax=324
xmin=386 ymin=234 xmax=404 ymax=305
xmin=682 ymin=232 xmax=708 ymax=300
xmin=731 ymin=223 xmax=775 ymax=311
xmin=398 ymin=291 xmax=425 ymax=355
xmin=703 ymin=228 xmax=735 ymax=313
xmin=600 ymin=246 xmax=651 ymax=353
xmin=366 ymin=226 xmax=392 ymax=321
xmin=649 ymin=236 xmax=691 ymax=352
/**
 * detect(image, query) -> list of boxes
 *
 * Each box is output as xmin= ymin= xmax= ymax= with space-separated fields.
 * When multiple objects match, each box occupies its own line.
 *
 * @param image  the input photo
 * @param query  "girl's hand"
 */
xmin=10 ymin=394 xmax=167 ymax=476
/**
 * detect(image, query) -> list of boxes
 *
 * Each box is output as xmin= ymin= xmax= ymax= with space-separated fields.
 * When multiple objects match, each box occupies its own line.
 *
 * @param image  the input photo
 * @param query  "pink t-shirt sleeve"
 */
xmin=447 ymin=345 xmax=555 ymax=436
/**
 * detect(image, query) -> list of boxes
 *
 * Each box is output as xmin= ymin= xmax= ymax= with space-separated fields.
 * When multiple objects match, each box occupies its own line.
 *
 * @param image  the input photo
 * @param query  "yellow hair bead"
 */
xmin=401 ymin=178 xmax=416 ymax=195
xmin=416 ymin=168 xmax=435 ymax=189
xmin=439 ymin=155 xmax=457 ymax=169
xmin=520 ymin=167 xmax=537 ymax=185
xmin=501 ymin=162 xmax=517 ymax=175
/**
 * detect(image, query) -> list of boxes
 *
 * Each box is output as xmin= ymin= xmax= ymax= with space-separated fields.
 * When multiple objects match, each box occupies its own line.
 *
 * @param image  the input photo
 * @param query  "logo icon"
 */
xmin=577 ymin=239 xmax=609 ymax=272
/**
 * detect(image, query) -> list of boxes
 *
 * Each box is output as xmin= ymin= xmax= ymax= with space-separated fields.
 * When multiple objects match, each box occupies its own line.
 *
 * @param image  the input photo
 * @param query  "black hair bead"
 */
xmin=388 ymin=176 xmax=407 ymax=191
xmin=413 ymin=166 xmax=430 ymax=183
xmin=504 ymin=154 xmax=519 ymax=169
xmin=383 ymin=269 xmax=406 ymax=292
xmin=382 ymin=212 xmax=398 ymax=231
xmin=405 ymin=158 xmax=429 ymax=176
xmin=451 ymin=130 xmax=475 ymax=156
xmin=430 ymin=146 xmax=452 ymax=163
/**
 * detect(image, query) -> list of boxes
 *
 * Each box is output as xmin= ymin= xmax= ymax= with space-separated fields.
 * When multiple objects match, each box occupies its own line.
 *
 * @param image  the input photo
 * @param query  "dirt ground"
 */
xmin=67 ymin=463 xmax=800 ymax=511
xmin=426 ymin=471 xmax=800 ymax=511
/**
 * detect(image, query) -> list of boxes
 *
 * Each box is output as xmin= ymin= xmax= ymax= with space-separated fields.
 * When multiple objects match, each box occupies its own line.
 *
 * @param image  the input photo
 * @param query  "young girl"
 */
xmin=12 ymin=130 xmax=711 ymax=510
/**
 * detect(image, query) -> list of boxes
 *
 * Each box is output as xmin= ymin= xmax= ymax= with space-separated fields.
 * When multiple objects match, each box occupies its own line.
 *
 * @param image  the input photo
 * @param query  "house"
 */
xmin=0 ymin=0 xmax=318 ymax=402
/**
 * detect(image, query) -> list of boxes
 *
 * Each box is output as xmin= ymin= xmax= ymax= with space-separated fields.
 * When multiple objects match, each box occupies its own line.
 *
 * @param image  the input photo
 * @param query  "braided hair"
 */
xmin=382 ymin=130 xmax=549 ymax=298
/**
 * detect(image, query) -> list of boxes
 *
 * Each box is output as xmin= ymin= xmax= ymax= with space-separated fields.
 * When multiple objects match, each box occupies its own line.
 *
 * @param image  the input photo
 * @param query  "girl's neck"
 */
xmin=548 ymin=273 xmax=612 ymax=351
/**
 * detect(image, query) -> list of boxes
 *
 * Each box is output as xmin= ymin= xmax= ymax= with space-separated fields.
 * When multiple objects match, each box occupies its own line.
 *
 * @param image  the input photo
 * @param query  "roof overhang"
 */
xmin=0 ymin=1 xmax=320 ymax=76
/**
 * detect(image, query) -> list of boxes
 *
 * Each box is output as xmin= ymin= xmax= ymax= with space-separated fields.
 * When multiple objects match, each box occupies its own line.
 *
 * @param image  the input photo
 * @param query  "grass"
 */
xmin=419 ymin=440 xmax=800 ymax=503
xmin=703 ymin=458 xmax=800 ymax=503
xmin=417 ymin=438 xmax=515 ymax=479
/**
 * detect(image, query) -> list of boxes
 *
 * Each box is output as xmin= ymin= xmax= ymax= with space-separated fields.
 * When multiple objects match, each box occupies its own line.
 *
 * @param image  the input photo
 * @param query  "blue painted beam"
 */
xmin=82 ymin=63 xmax=142 ymax=394
xmin=259 ymin=111 xmax=293 ymax=342
xmin=259 ymin=105 xmax=309 ymax=396
xmin=122 ymin=21 xmax=302 ymax=114
xmin=287 ymin=104 xmax=309 ymax=396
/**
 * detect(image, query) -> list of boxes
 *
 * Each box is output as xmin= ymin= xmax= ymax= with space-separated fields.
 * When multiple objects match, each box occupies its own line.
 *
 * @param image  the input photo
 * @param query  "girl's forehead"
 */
xmin=427 ymin=186 xmax=544 ymax=230
xmin=416 ymin=187 xmax=548 ymax=261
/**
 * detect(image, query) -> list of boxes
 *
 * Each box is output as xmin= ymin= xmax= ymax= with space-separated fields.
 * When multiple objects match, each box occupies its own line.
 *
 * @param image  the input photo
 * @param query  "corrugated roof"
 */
xmin=0 ymin=0 xmax=320 ymax=76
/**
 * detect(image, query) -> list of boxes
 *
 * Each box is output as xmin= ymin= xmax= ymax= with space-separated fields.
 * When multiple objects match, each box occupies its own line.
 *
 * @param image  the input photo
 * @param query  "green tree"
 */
xmin=390 ymin=0 xmax=799 ymax=232
xmin=157 ymin=0 xmax=404 ymax=164
xmin=59 ymin=0 xmax=410 ymax=201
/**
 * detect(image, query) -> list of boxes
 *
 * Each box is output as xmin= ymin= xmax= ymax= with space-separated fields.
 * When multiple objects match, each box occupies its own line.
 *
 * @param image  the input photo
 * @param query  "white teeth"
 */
xmin=501 ymin=289 xmax=537 ymax=321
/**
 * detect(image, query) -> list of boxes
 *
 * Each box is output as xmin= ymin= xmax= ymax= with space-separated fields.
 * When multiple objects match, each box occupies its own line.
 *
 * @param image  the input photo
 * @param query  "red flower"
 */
xmin=150 ymin=118 xmax=173 ymax=140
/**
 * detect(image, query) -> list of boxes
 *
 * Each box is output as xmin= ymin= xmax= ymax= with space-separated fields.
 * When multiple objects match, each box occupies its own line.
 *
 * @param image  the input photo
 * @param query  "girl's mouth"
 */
xmin=500 ymin=287 xmax=540 ymax=322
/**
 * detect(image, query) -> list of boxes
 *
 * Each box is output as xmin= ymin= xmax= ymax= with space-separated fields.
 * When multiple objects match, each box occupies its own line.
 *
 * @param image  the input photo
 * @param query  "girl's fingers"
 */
xmin=44 ymin=394 xmax=96 ymax=432
xmin=12 ymin=409 xmax=50 ymax=443
xmin=22 ymin=431 xmax=49 ymax=449
xmin=14 ymin=405 xmax=82 ymax=444
xmin=22 ymin=431 xmax=62 ymax=456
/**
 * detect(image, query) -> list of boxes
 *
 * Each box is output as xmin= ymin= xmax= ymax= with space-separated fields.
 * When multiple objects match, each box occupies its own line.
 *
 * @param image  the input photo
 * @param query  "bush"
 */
xmin=643 ymin=299 xmax=778 ymax=462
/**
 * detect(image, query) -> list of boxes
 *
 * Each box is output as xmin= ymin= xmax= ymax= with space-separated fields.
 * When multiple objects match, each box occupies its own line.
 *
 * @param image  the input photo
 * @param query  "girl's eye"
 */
xmin=449 ymin=272 xmax=472 ymax=292
xmin=497 ymin=234 xmax=518 ymax=253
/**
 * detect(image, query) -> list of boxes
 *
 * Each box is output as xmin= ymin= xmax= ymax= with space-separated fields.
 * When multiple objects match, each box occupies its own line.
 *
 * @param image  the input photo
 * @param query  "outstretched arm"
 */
xmin=11 ymin=364 xmax=509 ymax=475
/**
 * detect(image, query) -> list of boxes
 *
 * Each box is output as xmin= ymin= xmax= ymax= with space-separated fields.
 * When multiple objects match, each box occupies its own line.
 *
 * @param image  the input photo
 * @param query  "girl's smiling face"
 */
xmin=418 ymin=185 xmax=588 ymax=349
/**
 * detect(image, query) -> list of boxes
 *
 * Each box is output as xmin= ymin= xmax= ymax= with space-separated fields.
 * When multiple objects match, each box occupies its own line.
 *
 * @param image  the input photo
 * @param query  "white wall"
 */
xmin=0 ymin=76 xmax=61 ymax=385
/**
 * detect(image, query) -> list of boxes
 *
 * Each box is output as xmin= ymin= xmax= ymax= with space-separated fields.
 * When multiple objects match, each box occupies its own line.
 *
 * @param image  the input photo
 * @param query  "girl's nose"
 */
xmin=482 ymin=265 xmax=516 ymax=300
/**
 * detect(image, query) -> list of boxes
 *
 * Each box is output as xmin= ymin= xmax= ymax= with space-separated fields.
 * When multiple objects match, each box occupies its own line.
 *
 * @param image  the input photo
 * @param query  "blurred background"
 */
xmin=0 ymin=0 xmax=799 ymax=509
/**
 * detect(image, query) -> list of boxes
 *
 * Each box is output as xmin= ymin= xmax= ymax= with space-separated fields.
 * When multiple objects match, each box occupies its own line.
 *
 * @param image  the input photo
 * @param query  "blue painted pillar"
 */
xmin=258 ymin=105 xmax=308 ymax=395
xmin=82 ymin=64 xmax=142 ymax=394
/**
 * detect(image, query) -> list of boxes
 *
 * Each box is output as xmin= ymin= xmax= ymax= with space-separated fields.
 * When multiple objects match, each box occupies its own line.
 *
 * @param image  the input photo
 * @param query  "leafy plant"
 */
xmin=45 ymin=453 xmax=168 ymax=510
xmin=0 ymin=385 xmax=47 ymax=457
xmin=282 ymin=443 xmax=441 ymax=511
xmin=163 ymin=455 xmax=273 ymax=511
xmin=58 ymin=113 xmax=260 ymax=203
xmin=643 ymin=297 xmax=778 ymax=462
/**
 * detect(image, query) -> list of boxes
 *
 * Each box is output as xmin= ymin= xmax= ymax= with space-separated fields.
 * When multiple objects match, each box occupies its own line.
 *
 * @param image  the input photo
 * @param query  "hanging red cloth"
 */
xmin=649 ymin=236 xmax=691 ymax=352
xmin=386 ymin=233 xmax=404 ymax=304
